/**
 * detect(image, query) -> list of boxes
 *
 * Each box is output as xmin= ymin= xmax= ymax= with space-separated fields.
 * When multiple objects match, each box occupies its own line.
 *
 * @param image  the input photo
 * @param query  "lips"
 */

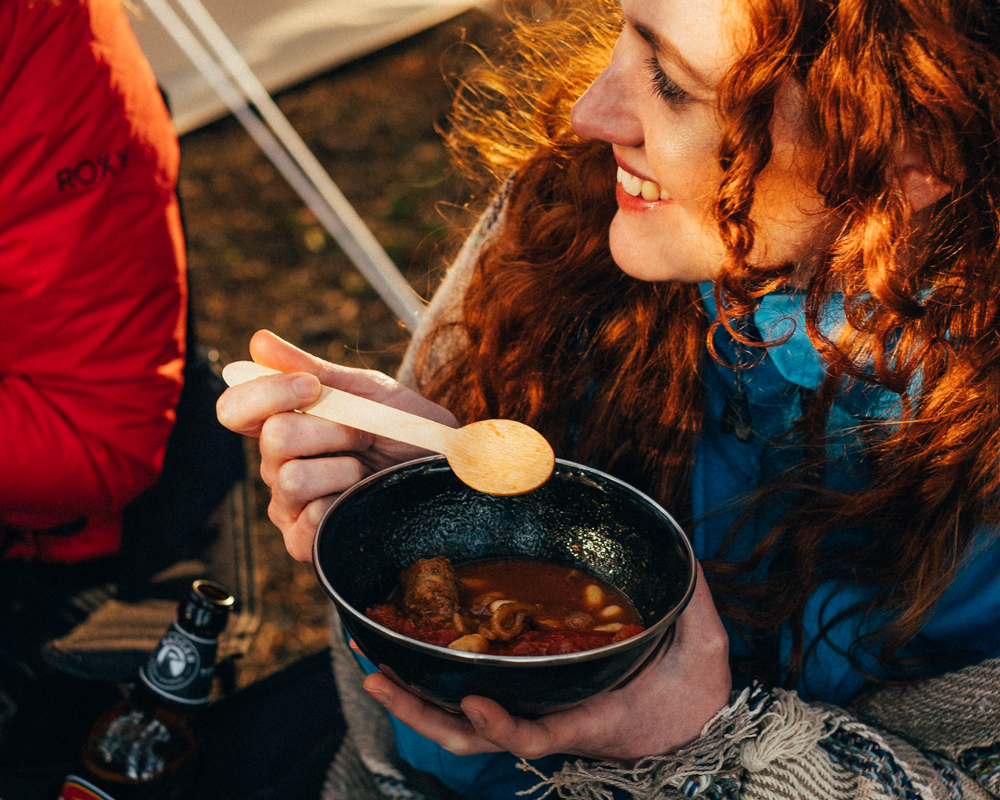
xmin=617 ymin=165 xmax=669 ymax=201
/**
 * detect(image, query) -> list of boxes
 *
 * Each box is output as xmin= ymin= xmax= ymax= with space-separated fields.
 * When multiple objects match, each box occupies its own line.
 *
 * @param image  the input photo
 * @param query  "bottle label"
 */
xmin=60 ymin=775 xmax=116 ymax=800
xmin=140 ymin=621 xmax=218 ymax=705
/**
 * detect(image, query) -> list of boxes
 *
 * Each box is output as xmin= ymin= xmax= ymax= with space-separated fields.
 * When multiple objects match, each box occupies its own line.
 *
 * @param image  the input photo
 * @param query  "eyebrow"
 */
xmin=631 ymin=19 xmax=714 ymax=92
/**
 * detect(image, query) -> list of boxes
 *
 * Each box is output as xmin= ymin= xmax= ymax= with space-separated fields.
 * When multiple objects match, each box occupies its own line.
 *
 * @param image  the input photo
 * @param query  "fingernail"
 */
xmin=464 ymin=708 xmax=486 ymax=731
xmin=293 ymin=375 xmax=316 ymax=399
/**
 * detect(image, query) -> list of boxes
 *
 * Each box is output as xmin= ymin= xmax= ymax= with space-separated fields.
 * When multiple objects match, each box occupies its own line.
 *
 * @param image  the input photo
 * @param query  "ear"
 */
xmin=896 ymin=147 xmax=953 ymax=213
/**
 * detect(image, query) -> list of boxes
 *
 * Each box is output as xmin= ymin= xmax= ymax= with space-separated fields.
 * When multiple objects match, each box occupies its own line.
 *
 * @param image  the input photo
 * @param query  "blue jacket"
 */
xmin=355 ymin=284 xmax=1000 ymax=798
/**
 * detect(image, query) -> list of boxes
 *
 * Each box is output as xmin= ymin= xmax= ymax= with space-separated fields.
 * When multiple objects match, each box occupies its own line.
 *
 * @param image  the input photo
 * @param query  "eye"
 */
xmin=645 ymin=56 xmax=688 ymax=104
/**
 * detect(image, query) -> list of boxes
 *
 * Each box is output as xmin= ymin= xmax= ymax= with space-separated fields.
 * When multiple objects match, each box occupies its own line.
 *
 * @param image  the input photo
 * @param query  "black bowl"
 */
xmin=313 ymin=456 xmax=696 ymax=717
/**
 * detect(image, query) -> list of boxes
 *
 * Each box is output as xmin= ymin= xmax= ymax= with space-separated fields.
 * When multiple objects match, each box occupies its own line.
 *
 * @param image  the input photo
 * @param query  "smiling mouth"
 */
xmin=617 ymin=166 xmax=669 ymax=201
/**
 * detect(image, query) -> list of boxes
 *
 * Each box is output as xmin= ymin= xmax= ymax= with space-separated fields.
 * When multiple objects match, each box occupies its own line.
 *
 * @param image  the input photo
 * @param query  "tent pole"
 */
xmin=141 ymin=0 xmax=425 ymax=330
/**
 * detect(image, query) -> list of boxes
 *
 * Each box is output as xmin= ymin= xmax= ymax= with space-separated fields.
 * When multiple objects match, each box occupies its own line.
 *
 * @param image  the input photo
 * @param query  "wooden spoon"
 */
xmin=222 ymin=360 xmax=554 ymax=495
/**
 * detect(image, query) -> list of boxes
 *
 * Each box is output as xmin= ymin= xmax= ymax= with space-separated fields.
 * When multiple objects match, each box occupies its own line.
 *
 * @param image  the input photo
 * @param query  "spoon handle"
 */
xmin=222 ymin=360 xmax=453 ymax=455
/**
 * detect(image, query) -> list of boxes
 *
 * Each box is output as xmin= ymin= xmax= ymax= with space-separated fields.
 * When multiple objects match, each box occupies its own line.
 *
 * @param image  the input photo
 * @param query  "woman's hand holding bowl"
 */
xmin=215 ymin=329 xmax=458 ymax=562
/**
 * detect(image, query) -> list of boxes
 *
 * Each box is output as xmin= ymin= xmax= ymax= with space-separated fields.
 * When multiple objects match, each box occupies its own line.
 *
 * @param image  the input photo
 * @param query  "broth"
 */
xmin=366 ymin=557 xmax=645 ymax=656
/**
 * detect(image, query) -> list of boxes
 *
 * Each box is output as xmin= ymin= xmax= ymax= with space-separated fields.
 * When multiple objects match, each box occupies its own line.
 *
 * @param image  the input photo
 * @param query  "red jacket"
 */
xmin=0 ymin=0 xmax=187 ymax=562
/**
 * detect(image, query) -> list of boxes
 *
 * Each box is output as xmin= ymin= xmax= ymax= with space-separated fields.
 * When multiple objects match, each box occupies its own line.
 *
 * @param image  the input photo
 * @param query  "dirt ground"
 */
xmin=177 ymin=5 xmax=514 ymax=686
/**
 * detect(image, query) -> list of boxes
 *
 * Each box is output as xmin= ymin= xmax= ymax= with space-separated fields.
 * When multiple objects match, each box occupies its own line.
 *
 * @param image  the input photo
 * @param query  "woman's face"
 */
xmin=570 ymin=0 xmax=837 ymax=283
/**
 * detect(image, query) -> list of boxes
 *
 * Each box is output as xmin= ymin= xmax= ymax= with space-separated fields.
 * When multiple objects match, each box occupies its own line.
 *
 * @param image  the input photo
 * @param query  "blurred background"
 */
xmin=129 ymin=0 xmax=518 ymax=686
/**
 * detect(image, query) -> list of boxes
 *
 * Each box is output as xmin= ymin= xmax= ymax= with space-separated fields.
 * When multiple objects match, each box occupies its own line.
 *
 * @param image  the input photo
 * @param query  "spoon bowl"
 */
xmin=222 ymin=360 xmax=554 ymax=495
xmin=443 ymin=418 xmax=555 ymax=495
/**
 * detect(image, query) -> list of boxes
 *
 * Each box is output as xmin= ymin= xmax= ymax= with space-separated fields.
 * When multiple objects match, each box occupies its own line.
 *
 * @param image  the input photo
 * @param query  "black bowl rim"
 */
xmin=313 ymin=455 xmax=697 ymax=666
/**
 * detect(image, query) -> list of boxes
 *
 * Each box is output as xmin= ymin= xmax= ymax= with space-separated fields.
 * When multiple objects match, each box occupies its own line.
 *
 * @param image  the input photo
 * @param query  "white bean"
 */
xmin=584 ymin=584 xmax=604 ymax=607
xmin=448 ymin=634 xmax=489 ymax=653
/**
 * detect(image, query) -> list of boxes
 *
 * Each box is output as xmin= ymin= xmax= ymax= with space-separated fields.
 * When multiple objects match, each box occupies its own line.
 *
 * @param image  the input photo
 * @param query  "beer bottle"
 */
xmin=59 ymin=579 xmax=235 ymax=800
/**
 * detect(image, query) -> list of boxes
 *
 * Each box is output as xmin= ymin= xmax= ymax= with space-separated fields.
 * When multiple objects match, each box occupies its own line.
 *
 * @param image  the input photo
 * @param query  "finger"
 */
xmin=259 ymin=411 xmax=374 ymax=465
xmin=362 ymin=673 xmax=503 ymax=757
xmin=217 ymin=372 xmax=321 ymax=436
xmin=249 ymin=330 xmax=326 ymax=375
xmin=251 ymin=330 xmax=458 ymax=429
xmin=271 ymin=494 xmax=338 ymax=562
xmin=269 ymin=454 xmax=369 ymax=513
xmin=671 ymin=562 xmax=729 ymax=661
xmin=250 ymin=331 xmax=392 ymax=398
xmin=458 ymin=696 xmax=573 ymax=761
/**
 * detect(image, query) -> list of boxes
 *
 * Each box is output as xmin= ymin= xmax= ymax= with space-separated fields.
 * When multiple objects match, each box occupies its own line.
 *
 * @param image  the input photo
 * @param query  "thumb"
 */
xmin=249 ymin=329 xmax=324 ymax=375
xmin=670 ymin=561 xmax=729 ymax=662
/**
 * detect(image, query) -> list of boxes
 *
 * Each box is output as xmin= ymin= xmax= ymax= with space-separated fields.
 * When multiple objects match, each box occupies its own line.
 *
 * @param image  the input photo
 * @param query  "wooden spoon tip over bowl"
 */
xmin=447 ymin=419 xmax=555 ymax=495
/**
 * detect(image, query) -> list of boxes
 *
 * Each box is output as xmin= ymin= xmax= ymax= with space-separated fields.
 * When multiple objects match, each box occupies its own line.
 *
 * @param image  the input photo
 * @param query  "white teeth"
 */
xmin=618 ymin=167 xmax=642 ymax=196
xmin=617 ymin=165 xmax=668 ymax=201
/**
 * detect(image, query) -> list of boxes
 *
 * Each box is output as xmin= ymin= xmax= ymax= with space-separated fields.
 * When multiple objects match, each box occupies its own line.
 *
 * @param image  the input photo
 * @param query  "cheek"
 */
xmin=649 ymin=137 xmax=724 ymax=253
xmin=646 ymin=120 xmax=721 ymax=209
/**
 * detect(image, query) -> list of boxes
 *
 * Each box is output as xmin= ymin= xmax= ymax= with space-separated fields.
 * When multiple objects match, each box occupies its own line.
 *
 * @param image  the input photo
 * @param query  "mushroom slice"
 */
xmin=479 ymin=601 xmax=534 ymax=641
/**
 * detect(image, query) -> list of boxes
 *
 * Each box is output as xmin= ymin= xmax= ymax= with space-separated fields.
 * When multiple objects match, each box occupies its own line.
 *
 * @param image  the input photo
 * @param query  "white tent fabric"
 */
xmin=128 ymin=0 xmax=481 ymax=135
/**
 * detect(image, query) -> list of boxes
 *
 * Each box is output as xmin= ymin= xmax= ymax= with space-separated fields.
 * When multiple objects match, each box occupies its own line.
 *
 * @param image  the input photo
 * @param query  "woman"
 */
xmin=217 ymin=0 xmax=1000 ymax=796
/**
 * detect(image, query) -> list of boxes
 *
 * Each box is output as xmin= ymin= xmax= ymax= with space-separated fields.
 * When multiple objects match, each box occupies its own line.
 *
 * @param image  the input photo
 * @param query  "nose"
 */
xmin=569 ymin=48 xmax=643 ymax=147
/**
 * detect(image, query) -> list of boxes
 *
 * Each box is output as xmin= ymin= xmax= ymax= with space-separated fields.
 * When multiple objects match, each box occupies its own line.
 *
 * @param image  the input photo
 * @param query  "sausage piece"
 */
xmin=400 ymin=556 xmax=461 ymax=625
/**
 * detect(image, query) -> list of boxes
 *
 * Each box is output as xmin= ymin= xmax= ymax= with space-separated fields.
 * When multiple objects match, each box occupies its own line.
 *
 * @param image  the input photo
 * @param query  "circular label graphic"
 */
xmin=146 ymin=631 xmax=200 ymax=689
xmin=140 ymin=623 xmax=217 ymax=704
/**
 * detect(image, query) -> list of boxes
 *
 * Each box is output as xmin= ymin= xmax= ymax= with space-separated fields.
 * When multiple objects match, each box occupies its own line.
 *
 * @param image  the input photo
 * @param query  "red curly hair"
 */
xmin=414 ymin=0 xmax=1000 ymax=689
